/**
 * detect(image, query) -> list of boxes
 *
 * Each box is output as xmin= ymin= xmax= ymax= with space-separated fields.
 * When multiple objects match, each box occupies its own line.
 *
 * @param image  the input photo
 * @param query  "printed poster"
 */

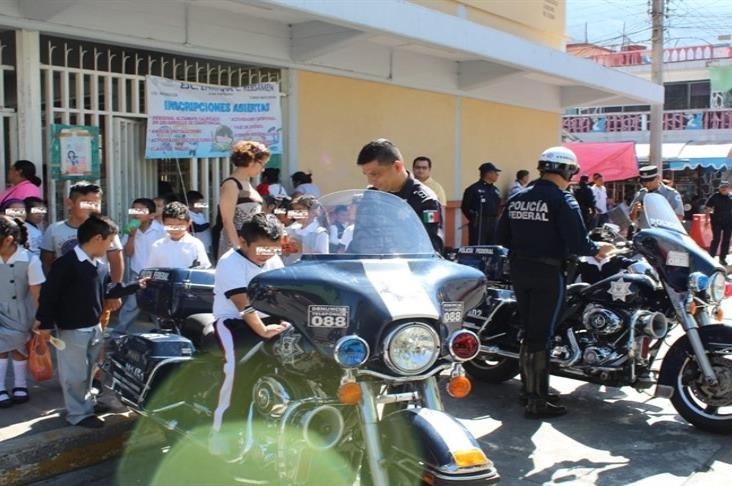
xmin=144 ymin=76 xmax=282 ymax=159
xmin=50 ymin=124 xmax=101 ymax=181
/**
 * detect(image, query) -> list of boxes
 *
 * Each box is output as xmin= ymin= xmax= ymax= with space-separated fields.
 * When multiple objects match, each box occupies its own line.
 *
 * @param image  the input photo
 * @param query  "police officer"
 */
xmin=630 ymin=165 xmax=684 ymax=222
xmin=497 ymin=147 xmax=614 ymax=419
xmin=356 ymin=138 xmax=444 ymax=252
xmin=705 ymin=181 xmax=732 ymax=266
xmin=461 ymin=162 xmax=502 ymax=245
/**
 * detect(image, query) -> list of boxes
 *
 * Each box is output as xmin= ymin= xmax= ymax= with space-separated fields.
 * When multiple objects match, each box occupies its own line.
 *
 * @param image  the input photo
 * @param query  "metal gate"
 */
xmin=39 ymin=35 xmax=281 ymax=224
xmin=0 ymin=34 xmax=18 ymax=189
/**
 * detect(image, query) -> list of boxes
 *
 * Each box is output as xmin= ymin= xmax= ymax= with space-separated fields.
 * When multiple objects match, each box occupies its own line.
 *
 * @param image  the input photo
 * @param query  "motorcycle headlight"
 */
xmin=383 ymin=323 xmax=440 ymax=375
xmin=709 ymin=272 xmax=726 ymax=302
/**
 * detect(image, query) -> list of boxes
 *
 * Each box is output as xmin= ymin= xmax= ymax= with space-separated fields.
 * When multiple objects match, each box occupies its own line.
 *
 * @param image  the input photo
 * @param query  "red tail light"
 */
xmin=640 ymin=336 xmax=651 ymax=360
xmin=725 ymin=282 xmax=732 ymax=299
xmin=449 ymin=331 xmax=480 ymax=361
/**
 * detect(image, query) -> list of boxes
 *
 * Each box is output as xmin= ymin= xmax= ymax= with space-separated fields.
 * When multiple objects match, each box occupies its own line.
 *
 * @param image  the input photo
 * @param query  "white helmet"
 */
xmin=538 ymin=146 xmax=579 ymax=181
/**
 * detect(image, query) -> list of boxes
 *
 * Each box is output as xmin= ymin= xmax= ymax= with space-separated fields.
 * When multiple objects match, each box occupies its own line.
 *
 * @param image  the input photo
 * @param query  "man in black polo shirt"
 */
xmin=705 ymin=181 xmax=732 ymax=265
xmin=356 ymin=138 xmax=444 ymax=253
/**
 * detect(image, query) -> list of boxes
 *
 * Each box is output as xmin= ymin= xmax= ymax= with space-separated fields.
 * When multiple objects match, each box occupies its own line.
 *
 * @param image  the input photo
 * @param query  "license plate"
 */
xmin=666 ymin=250 xmax=689 ymax=267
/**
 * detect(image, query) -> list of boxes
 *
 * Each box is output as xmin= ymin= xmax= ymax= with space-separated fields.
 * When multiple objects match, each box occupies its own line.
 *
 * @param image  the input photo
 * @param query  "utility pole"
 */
xmin=650 ymin=0 xmax=665 ymax=171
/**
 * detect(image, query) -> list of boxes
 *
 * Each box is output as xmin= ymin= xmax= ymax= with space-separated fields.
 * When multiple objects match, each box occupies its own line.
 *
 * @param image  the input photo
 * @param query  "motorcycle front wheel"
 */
xmin=666 ymin=341 xmax=732 ymax=434
xmin=464 ymin=355 xmax=520 ymax=383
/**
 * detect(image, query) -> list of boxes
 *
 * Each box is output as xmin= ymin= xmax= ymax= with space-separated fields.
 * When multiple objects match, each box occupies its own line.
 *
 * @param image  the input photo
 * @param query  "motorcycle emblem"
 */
xmin=608 ymin=279 xmax=633 ymax=302
xmin=273 ymin=332 xmax=305 ymax=365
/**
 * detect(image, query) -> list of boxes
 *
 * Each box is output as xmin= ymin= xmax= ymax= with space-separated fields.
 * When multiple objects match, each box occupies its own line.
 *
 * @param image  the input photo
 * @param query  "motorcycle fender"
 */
xmin=656 ymin=324 xmax=732 ymax=397
xmin=381 ymin=407 xmax=499 ymax=484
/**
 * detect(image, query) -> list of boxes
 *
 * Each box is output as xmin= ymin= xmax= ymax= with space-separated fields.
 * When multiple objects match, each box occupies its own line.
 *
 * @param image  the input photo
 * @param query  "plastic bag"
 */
xmin=28 ymin=333 xmax=54 ymax=382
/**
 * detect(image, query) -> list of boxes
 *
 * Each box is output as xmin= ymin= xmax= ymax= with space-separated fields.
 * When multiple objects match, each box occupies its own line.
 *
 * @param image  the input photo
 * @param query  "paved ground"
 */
xmin=29 ymin=373 xmax=732 ymax=486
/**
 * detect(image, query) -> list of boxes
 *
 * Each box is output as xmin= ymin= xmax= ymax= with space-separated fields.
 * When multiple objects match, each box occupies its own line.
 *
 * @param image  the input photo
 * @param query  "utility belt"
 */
xmin=509 ymin=252 xmax=565 ymax=268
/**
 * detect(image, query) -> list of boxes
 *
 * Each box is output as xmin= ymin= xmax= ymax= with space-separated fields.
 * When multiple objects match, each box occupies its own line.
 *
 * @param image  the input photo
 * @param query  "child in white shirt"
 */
xmin=146 ymin=202 xmax=211 ymax=269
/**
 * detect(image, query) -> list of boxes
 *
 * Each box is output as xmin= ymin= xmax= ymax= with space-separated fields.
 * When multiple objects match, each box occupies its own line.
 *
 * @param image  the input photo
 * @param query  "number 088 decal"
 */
xmin=441 ymin=302 xmax=465 ymax=324
xmin=308 ymin=305 xmax=350 ymax=328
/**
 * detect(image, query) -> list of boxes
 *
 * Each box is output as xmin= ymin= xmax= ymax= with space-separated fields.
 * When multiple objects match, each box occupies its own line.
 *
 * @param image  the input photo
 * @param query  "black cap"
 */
xmin=639 ymin=165 xmax=658 ymax=182
xmin=479 ymin=162 xmax=501 ymax=174
xmin=720 ymin=180 xmax=730 ymax=188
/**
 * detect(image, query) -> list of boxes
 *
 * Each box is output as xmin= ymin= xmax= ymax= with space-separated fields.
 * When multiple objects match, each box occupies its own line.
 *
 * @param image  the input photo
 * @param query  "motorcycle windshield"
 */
xmin=283 ymin=189 xmax=435 ymax=256
xmin=641 ymin=193 xmax=687 ymax=234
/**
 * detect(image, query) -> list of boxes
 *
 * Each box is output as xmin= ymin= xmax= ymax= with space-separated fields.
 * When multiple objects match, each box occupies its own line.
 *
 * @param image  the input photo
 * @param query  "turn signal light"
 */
xmin=713 ymin=306 xmax=725 ymax=321
xmin=452 ymin=449 xmax=488 ymax=468
xmin=337 ymin=382 xmax=362 ymax=405
xmin=447 ymin=375 xmax=472 ymax=399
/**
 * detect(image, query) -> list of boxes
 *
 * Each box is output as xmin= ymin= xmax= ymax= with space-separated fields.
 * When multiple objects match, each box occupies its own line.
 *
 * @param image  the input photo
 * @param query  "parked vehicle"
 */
xmin=104 ymin=190 xmax=500 ymax=485
xmin=455 ymin=193 xmax=732 ymax=433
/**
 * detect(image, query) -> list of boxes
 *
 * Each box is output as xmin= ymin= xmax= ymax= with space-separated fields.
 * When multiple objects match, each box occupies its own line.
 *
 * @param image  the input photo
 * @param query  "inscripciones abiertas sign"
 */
xmin=144 ymin=76 xmax=282 ymax=159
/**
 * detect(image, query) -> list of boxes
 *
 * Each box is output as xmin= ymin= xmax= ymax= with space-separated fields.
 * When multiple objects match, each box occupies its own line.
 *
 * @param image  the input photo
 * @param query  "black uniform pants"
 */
xmin=510 ymin=258 xmax=566 ymax=353
xmin=468 ymin=217 xmax=497 ymax=246
xmin=709 ymin=222 xmax=732 ymax=260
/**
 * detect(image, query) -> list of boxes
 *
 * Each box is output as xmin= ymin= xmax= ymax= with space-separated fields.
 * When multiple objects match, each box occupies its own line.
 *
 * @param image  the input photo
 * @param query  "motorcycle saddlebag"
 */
xmin=452 ymin=246 xmax=510 ymax=284
xmin=137 ymin=268 xmax=215 ymax=319
xmin=107 ymin=332 xmax=194 ymax=407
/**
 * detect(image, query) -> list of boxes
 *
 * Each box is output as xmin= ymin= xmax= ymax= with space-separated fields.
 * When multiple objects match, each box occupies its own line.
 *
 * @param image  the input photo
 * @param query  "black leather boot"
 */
xmin=524 ymin=350 xmax=566 ymax=419
xmin=519 ymin=344 xmax=560 ymax=406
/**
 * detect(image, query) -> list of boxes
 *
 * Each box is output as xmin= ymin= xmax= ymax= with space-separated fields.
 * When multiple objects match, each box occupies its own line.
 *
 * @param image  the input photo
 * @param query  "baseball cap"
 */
xmin=479 ymin=162 xmax=501 ymax=174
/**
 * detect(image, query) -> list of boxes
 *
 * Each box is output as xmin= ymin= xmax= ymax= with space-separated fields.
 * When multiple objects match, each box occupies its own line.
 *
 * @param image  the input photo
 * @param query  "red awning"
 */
xmin=563 ymin=142 xmax=639 ymax=182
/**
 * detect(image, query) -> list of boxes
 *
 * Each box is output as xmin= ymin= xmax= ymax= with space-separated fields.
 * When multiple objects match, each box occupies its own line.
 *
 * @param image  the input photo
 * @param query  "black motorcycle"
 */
xmin=455 ymin=193 xmax=732 ymax=433
xmin=104 ymin=190 xmax=500 ymax=485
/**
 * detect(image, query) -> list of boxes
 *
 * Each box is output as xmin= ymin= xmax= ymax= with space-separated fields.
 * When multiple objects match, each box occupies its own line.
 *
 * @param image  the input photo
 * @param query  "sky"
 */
xmin=566 ymin=0 xmax=732 ymax=49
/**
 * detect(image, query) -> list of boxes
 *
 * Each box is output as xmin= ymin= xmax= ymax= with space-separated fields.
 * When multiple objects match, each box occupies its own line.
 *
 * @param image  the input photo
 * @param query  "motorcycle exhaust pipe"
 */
xmin=301 ymin=405 xmax=345 ymax=451
xmin=637 ymin=311 xmax=668 ymax=339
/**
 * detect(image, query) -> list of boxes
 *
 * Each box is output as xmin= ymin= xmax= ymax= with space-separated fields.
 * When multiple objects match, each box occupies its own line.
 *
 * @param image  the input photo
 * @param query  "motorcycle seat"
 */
xmin=180 ymin=313 xmax=217 ymax=352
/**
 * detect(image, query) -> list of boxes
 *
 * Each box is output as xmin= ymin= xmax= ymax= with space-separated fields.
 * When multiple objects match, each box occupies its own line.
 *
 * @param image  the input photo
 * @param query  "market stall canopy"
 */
xmin=563 ymin=142 xmax=639 ymax=182
xmin=635 ymin=143 xmax=732 ymax=170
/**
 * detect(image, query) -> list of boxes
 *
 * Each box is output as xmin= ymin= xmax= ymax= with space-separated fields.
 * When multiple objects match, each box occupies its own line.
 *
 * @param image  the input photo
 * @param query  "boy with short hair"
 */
xmin=210 ymin=213 xmax=289 ymax=457
xmin=41 ymin=182 xmax=124 ymax=284
xmin=115 ymin=198 xmax=166 ymax=334
xmin=35 ymin=215 xmax=147 ymax=428
xmin=186 ymin=191 xmax=212 ymax=257
xmin=146 ymin=202 xmax=211 ymax=269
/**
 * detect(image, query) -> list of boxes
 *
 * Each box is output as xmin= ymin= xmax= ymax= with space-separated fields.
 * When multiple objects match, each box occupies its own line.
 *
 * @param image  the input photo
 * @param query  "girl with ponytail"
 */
xmin=0 ymin=215 xmax=45 ymax=407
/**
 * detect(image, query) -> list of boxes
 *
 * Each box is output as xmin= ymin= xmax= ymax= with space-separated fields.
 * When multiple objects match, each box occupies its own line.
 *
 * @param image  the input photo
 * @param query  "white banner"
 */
xmin=144 ymin=75 xmax=282 ymax=159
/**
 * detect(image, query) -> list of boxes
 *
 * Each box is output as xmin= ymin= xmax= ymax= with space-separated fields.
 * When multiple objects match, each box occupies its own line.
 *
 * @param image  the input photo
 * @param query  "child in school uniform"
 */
xmin=24 ymin=197 xmax=47 ymax=258
xmin=35 ymin=215 xmax=147 ymax=427
xmin=0 ymin=216 xmax=45 ymax=407
xmin=210 ymin=213 xmax=289 ymax=457
xmin=115 ymin=198 xmax=166 ymax=334
xmin=146 ymin=202 xmax=211 ymax=269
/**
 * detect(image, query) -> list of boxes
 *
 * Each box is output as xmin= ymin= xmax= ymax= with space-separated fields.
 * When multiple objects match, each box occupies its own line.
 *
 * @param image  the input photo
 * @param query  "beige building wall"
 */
xmin=410 ymin=0 xmax=567 ymax=49
xmin=297 ymin=71 xmax=456 ymax=196
xmin=297 ymin=71 xmax=561 ymax=199
xmin=460 ymin=99 xmax=560 ymax=195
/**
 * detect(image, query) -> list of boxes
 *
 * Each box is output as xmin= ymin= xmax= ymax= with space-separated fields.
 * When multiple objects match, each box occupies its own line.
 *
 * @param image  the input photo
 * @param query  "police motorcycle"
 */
xmin=453 ymin=192 xmax=732 ymax=433
xmin=103 ymin=189 xmax=500 ymax=485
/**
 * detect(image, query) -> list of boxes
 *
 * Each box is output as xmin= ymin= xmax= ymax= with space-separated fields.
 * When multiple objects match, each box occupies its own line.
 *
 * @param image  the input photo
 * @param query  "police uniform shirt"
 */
xmin=461 ymin=180 xmax=501 ymax=221
xmin=213 ymin=248 xmax=284 ymax=321
xmin=497 ymin=179 xmax=599 ymax=260
xmin=631 ymin=184 xmax=684 ymax=218
xmin=389 ymin=176 xmax=444 ymax=253
xmin=706 ymin=192 xmax=732 ymax=226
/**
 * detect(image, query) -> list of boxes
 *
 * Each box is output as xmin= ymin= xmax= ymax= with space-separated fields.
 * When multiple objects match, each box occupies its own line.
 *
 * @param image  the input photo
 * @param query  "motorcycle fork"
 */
xmin=420 ymin=376 xmax=445 ymax=412
xmin=670 ymin=289 xmax=719 ymax=386
xmin=358 ymin=382 xmax=389 ymax=486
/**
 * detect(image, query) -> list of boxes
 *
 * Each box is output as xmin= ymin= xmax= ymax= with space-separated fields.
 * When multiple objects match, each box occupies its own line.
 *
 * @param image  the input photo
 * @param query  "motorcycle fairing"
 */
xmin=633 ymin=228 xmax=722 ymax=292
xmin=248 ymin=257 xmax=486 ymax=359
